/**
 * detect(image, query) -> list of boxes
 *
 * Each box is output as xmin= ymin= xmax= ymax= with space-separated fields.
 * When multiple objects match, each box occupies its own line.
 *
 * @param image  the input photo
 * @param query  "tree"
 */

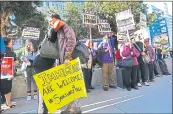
xmin=0 ymin=1 xmax=48 ymax=50
xmin=0 ymin=2 xmax=47 ymax=41
xmin=63 ymin=2 xmax=88 ymax=40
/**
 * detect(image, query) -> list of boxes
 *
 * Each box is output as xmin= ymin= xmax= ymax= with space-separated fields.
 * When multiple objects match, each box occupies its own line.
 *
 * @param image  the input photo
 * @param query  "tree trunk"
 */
xmin=1 ymin=12 xmax=11 ymax=37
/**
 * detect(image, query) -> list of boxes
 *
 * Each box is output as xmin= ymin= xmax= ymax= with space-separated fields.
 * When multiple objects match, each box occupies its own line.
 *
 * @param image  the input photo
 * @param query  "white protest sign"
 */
xmin=83 ymin=10 xmax=97 ymax=25
xmin=22 ymin=27 xmax=40 ymax=40
xmin=115 ymin=9 xmax=135 ymax=32
xmin=140 ymin=12 xmax=147 ymax=27
xmin=98 ymin=19 xmax=111 ymax=33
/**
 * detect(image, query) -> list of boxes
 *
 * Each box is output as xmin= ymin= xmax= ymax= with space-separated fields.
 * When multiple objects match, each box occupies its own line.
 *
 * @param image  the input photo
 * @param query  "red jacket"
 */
xmin=115 ymin=49 xmax=122 ymax=60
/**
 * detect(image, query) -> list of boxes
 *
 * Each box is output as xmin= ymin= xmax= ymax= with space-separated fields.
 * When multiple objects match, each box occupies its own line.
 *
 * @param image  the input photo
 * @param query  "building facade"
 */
xmin=163 ymin=3 xmax=172 ymax=48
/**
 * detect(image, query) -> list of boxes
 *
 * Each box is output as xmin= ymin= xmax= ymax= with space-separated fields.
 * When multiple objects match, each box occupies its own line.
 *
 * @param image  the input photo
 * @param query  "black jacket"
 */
xmin=134 ymin=41 xmax=144 ymax=63
xmin=5 ymin=47 xmax=17 ymax=61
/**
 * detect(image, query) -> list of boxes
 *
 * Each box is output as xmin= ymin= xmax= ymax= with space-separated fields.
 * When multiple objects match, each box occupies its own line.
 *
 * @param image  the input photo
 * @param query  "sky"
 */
xmin=144 ymin=2 xmax=172 ymax=15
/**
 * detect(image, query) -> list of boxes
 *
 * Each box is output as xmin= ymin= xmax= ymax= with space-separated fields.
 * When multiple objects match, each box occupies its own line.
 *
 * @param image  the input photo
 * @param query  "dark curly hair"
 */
xmin=51 ymin=14 xmax=61 ymax=20
xmin=3 ymin=37 xmax=12 ymax=46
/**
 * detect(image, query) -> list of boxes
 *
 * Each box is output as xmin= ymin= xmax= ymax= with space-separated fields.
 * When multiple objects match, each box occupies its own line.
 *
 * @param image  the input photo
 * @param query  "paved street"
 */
xmin=2 ymin=59 xmax=172 ymax=114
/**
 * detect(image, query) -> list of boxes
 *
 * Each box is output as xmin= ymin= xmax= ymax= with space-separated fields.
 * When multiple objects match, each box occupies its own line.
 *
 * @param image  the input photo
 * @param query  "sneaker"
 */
xmin=127 ymin=87 xmax=131 ymax=91
xmin=149 ymin=79 xmax=155 ymax=82
xmin=133 ymin=86 xmax=139 ymax=90
xmin=89 ymin=86 xmax=95 ymax=89
xmin=1 ymin=104 xmax=15 ymax=110
xmin=144 ymin=82 xmax=149 ymax=86
xmin=137 ymin=83 xmax=142 ymax=87
xmin=156 ymin=75 xmax=161 ymax=77
xmin=109 ymin=85 xmax=117 ymax=89
xmin=27 ymin=95 xmax=32 ymax=101
xmin=0 ymin=109 xmax=4 ymax=113
xmin=103 ymin=86 xmax=108 ymax=91
xmin=86 ymin=89 xmax=91 ymax=93
xmin=33 ymin=95 xmax=38 ymax=100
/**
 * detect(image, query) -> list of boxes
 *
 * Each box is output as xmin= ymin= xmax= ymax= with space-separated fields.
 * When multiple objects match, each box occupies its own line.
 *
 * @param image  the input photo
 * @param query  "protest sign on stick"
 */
xmin=22 ymin=27 xmax=40 ymax=40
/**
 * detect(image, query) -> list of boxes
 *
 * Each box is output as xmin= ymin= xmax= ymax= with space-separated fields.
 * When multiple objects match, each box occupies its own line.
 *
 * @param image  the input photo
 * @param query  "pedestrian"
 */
xmin=21 ymin=40 xmax=38 ymax=101
xmin=0 ymin=38 xmax=19 ymax=110
xmin=133 ymin=36 xmax=149 ymax=86
xmin=33 ymin=14 xmax=81 ymax=114
xmin=144 ymin=38 xmax=155 ymax=82
xmin=120 ymin=39 xmax=140 ymax=91
xmin=98 ymin=35 xmax=117 ymax=91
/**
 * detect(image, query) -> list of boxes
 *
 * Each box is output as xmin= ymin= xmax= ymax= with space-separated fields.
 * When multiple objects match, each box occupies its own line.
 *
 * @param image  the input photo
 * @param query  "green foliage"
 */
xmin=0 ymin=1 xmax=48 ymax=48
xmin=14 ymin=47 xmax=24 ymax=63
xmin=84 ymin=2 xmax=156 ymax=34
xmin=147 ymin=12 xmax=157 ymax=26
xmin=63 ymin=2 xmax=88 ymax=40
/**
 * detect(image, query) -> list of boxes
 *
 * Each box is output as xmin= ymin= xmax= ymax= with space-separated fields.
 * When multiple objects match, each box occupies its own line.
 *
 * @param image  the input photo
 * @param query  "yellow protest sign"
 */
xmin=34 ymin=58 xmax=87 ymax=113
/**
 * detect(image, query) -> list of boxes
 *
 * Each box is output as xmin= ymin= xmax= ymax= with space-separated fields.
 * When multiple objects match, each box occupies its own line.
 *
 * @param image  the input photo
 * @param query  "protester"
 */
xmin=156 ymin=45 xmax=171 ymax=75
xmin=120 ymin=39 xmax=140 ymax=91
xmin=0 ymin=38 xmax=19 ymax=110
xmin=134 ymin=36 xmax=149 ymax=86
xmin=21 ymin=40 xmax=38 ymax=101
xmin=33 ymin=14 xmax=81 ymax=114
xmin=144 ymin=38 xmax=155 ymax=82
xmin=85 ymin=40 xmax=96 ymax=90
xmin=98 ymin=35 xmax=116 ymax=91
xmin=153 ymin=46 xmax=162 ymax=77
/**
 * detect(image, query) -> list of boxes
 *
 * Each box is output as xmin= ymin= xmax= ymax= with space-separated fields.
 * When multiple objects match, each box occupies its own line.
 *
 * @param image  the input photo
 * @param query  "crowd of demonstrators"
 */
xmin=0 ymin=38 xmax=19 ymax=111
xmin=1 ymin=15 xmax=172 ymax=114
xmin=20 ymin=40 xmax=38 ymax=101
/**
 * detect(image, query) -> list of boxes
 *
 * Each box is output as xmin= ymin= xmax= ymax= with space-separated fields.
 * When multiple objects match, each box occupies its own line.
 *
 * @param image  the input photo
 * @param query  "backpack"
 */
xmin=71 ymin=41 xmax=90 ymax=64
xmin=39 ymin=28 xmax=59 ymax=59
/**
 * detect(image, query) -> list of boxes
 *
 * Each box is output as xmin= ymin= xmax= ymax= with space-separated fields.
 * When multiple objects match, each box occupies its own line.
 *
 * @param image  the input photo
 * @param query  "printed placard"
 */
xmin=1 ymin=57 xmax=14 ymax=79
xmin=22 ymin=27 xmax=40 ymax=40
xmin=116 ymin=9 xmax=135 ymax=32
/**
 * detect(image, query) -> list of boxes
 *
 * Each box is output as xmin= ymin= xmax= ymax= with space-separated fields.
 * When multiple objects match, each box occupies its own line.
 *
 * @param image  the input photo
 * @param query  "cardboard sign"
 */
xmin=34 ymin=58 xmax=87 ymax=113
xmin=117 ymin=31 xmax=127 ymax=42
xmin=83 ymin=10 xmax=97 ymax=25
xmin=22 ymin=27 xmax=40 ymax=40
xmin=116 ymin=9 xmax=135 ymax=32
xmin=98 ymin=23 xmax=111 ymax=33
xmin=160 ymin=33 xmax=169 ymax=45
xmin=1 ymin=57 xmax=14 ymax=79
xmin=140 ymin=12 xmax=147 ymax=27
